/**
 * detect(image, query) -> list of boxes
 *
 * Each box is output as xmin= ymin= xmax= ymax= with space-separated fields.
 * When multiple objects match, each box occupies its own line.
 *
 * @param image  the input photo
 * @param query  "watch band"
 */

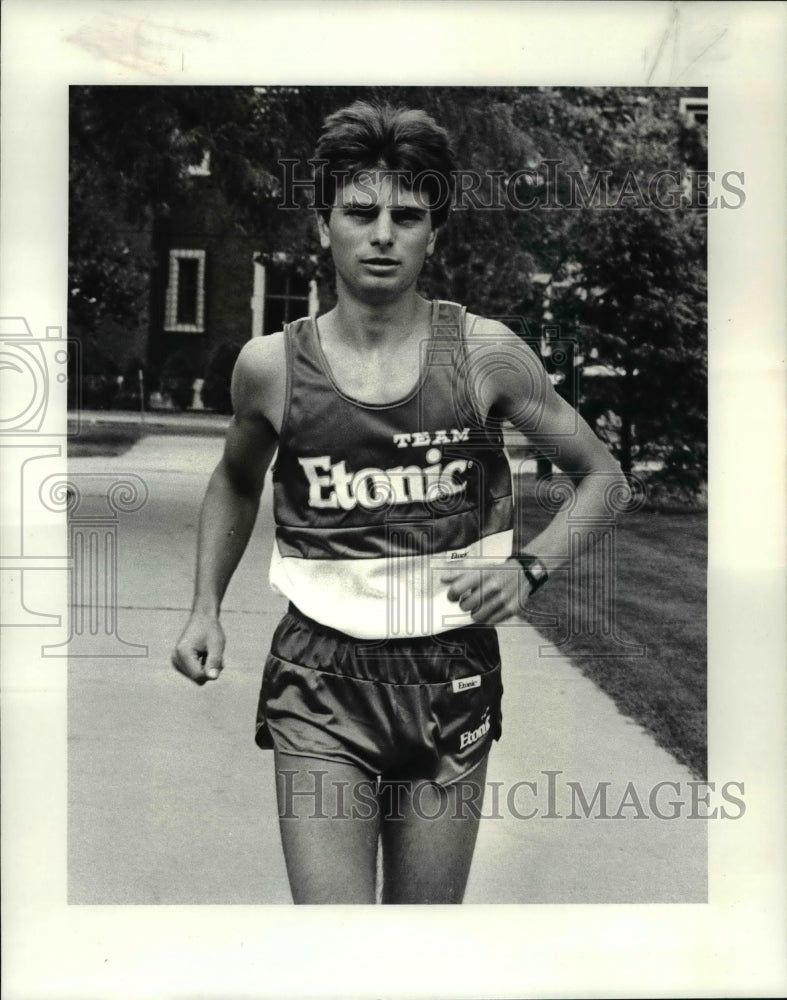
xmin=514 ymin=553 xmax=549 ymax=595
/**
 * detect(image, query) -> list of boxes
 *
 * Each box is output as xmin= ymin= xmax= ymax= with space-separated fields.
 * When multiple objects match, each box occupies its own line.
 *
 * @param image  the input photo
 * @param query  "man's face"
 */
xmin=317 ymin=171 xmax=437 ymax=304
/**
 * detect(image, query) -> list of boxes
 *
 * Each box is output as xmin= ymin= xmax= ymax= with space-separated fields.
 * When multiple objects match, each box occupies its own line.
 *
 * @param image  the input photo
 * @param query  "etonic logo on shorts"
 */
xmin=459 ymin=707 xmax=491 ymax=750
xmin=452 ymin=675 xmax=480 ymax=693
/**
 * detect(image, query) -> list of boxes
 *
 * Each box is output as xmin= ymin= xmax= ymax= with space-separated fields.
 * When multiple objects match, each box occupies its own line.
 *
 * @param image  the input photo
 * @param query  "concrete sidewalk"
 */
xmin=69 ymin=408 xmax=231 ymax=434
xmin=66 ymin=434 xmax=706 ymax=904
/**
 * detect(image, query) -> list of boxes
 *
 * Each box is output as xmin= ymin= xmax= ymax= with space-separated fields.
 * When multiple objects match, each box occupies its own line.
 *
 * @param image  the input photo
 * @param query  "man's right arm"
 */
xmin=172 ymin=338 xmax=280 ymax=685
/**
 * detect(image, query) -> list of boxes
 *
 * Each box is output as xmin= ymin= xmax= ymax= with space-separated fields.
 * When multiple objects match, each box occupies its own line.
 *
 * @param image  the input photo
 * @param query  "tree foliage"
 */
xmin=70 ymin=85 xmax=707 ymax=491
xmin=69 ymin=85 xmax=288 ymax=342
xmin=529 ymin=88 xmax=708 ymax=491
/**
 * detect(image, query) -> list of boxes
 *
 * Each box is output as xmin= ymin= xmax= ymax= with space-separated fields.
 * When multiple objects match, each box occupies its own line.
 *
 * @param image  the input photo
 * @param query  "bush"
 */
xmin=77 ymin=334 xmax=121 ymax=377
xmin=201 ymin=340 xmax=244 ymax=414
xmin=160 ymin=349 xmax=198 ymax=411
xmin=641 ymin=435 xmax=707 ymax=509
xmin=74 ymin=335 xmax=121 ymax=409
xmin=80 ymin=374 xmax=121 ymax=410
xmin=643 ymin=474 xmax=707 ymax=511
xmin=110 ymin=358 xmax=161 ymax=410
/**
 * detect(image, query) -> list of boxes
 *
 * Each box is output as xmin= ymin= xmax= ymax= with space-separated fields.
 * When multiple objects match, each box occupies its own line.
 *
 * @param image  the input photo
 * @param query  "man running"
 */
xmin=172 ymin=101 xmax=624 ymax=904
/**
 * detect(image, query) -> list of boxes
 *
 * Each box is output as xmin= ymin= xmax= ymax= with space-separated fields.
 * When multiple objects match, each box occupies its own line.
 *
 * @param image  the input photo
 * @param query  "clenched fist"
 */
xmin=171 ymin=613 xmax=226 ymax=686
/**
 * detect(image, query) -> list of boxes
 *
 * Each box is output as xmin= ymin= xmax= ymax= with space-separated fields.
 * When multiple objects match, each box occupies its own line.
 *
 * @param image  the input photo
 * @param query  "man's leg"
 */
xmin=274 ymin=749 xmax=380 ymax=904
xmin=379 ymin=755 xmax=488 ymax=904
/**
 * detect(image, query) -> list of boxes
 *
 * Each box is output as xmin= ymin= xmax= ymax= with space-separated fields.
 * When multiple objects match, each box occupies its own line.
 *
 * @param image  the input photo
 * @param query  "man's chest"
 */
xmin=323 ymin=341 xmax=424 ymax=406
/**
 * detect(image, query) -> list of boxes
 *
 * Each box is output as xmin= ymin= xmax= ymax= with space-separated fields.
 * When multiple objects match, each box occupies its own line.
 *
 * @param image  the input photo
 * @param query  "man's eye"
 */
xmin=346 ymin=208 xmax=376 ymax=218
xmin=392 ymin=211 xmax=423 ymax=223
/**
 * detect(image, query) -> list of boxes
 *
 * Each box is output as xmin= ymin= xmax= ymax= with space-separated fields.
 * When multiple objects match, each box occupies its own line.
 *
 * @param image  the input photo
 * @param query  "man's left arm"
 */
xmin=443 ymin=321 xmax=627 ymax=624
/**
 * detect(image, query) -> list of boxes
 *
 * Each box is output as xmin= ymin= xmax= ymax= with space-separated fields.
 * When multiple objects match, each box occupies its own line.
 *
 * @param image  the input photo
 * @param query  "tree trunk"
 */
xmin=619 ymin=369 xmax=634 ymax=475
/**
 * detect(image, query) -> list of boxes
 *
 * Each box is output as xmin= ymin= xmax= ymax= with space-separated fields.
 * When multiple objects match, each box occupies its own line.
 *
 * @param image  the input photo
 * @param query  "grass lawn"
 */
xmin=67 ymin=424 xmax=149 ymax=458
xmin=515 ymin=474 xmax=707 ymax=777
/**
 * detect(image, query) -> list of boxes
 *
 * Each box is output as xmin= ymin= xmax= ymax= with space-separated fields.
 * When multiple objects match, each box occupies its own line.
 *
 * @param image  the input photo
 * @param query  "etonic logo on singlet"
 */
xmin=297 ymin=428 xmax=473 ymax=511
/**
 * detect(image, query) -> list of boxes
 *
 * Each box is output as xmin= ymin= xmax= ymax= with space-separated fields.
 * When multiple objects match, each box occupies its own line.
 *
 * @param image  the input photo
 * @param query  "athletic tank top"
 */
xmin=269 ymin=300 xmax=514 ymax=639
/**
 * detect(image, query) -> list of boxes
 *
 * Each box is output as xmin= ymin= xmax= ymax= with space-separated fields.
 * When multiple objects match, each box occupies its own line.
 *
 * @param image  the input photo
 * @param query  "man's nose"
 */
xmin=370 ymin=210 xmax=394 ymax=246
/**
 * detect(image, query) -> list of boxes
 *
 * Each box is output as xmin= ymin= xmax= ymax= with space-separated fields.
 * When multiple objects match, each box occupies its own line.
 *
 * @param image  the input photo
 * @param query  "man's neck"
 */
xmin=330 ymin=287 xmax=430 ymax=350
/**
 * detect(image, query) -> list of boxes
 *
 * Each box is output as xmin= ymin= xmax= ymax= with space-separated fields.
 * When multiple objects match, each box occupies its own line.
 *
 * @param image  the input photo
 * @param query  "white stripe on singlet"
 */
xmin=269 ymin=529 xmax=514 ymax=639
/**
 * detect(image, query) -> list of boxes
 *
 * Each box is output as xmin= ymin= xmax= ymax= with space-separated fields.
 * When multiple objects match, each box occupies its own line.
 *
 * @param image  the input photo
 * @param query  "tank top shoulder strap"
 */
xmin=283 ymin=314 xmax=317 ymax=353
xmin=282 ymin=313 xmax=326 ymax=376
xmin=428 ymin=299 xmax=488 ymax=430
xmin=430 ymin=299 xmax=467 ymax=341
xmin=279 ymin=314 xmax=324 ymax=444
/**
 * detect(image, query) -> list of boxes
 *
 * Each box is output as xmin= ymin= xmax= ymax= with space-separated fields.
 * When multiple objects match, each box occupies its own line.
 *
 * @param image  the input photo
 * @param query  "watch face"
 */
xmin=518 ymin=555 xmax=548 ymax=593
xmin=519 ymin=556 xmax=546 ymax=576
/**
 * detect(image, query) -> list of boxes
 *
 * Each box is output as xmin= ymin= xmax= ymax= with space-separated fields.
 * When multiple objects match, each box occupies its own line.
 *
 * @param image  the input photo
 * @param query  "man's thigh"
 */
xmin=274 ymin=750 xmax=380 ymax=904
xmin=379 ymin=754 xmax=489 ymax=904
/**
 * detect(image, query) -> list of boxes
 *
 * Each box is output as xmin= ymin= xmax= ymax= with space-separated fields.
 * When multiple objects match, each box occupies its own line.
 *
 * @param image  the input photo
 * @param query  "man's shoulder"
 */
xmin=234 ymin=331 xmax=286 ymax=384
xmin=463 ymin=311 xmax=520 ymax=341
xmin=459 ymin=312 xmax=546 ymax=407
xmin=231 ymin=333 xmax=288 ymax=425
xmin=432 ymin=301 xmax=515 ymax=342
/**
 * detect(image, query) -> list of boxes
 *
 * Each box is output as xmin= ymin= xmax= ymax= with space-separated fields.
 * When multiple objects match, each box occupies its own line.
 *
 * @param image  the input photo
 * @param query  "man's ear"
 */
xmin=425 ymin=226 xmax=438 ymax=258
xmin=316 ymin=212 xmax=331 ymax=249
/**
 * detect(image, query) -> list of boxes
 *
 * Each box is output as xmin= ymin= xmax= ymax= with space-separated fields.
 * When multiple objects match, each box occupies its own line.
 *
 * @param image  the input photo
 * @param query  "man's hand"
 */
xmin=441 ymin=558 xmax=530 ymax=625
xmin=171 ymin=614 xmax=226 ymax=686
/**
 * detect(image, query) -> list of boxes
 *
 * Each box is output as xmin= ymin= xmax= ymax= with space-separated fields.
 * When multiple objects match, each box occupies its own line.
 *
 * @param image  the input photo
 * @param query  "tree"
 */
xmin=512 ymin=88 xmax=708 ymax=495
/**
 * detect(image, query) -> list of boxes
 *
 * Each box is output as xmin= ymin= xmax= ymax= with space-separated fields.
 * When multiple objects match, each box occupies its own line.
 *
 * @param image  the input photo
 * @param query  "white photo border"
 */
xmin=1 ymin=1 xmax=785 ymax=998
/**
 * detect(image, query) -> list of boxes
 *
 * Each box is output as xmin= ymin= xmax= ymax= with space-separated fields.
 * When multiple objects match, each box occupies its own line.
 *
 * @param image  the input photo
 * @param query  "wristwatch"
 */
xmin=514 ymin=553 xmax=549 ymax=596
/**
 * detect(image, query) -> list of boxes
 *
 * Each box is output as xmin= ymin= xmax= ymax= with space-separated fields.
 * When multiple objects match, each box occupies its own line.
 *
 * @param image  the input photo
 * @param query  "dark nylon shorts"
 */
xmin=255 ymin=604 xmax=503 ymax=786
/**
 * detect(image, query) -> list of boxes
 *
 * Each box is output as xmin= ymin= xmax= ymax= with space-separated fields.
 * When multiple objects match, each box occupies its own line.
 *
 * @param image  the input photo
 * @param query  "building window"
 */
xmin=679 ymin=97 xmax=708 ymax=126
xmin=164 ymin=249 xmax=206 ymax=333
xmin=251 ymin=252 xmax=318 ymax=336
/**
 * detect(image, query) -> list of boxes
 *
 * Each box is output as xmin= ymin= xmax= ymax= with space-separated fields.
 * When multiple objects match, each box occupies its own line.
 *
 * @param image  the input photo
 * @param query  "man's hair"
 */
xmin=313 ymin=100 xmax=457 ymax=228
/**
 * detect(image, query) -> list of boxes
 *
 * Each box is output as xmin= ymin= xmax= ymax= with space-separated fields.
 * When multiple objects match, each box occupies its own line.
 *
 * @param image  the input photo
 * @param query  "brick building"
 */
xmin=147 ymin=153 xmax=319 ymax=389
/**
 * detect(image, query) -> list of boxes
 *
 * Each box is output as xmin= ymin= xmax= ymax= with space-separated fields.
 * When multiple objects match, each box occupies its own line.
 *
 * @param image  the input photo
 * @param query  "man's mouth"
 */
xmin=362 ymin=257 xmax=400 ymax=266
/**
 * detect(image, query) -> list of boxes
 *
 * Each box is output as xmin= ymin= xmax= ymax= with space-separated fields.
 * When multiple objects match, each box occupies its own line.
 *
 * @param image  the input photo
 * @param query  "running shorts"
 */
xmin=255 ymin=603 xmax=503 ymax=786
